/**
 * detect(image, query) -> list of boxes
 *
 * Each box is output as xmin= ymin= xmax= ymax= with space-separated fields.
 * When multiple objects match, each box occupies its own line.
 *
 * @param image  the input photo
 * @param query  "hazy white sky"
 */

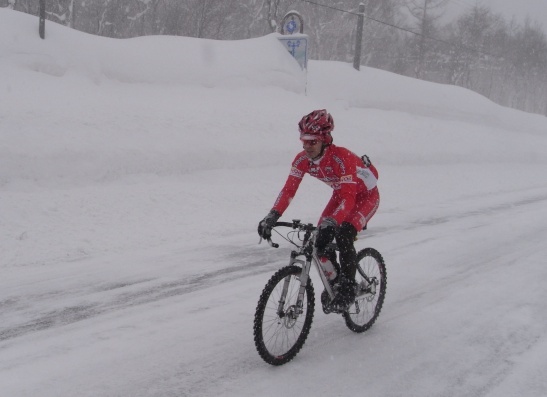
xmin=445 ymin=0 xmax=547 ymax=28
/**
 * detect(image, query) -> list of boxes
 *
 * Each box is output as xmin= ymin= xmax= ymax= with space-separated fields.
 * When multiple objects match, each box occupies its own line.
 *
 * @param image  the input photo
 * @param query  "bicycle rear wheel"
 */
xmin=343 ymin=248 xmax=387 ymax=333
xmin=253 ymin=265 xmax=315 ymax=365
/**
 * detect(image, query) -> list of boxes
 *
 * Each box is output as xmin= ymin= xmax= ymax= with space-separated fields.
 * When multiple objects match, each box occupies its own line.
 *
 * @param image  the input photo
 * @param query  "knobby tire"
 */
xmin=253 ymin=265 xmax=315 ymax=365
xmin=343 ymin=248 xmax=387 ymax=333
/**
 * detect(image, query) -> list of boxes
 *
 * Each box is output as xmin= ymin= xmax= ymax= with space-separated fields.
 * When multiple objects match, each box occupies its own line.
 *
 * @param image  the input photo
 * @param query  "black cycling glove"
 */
xmin=257 ymin=210 xmax=281 ymax=240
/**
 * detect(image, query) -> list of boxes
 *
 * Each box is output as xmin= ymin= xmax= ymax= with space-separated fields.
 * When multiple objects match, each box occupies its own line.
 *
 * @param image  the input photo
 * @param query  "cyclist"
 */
xmin=258 ymin=109 xmax=380 ymax=311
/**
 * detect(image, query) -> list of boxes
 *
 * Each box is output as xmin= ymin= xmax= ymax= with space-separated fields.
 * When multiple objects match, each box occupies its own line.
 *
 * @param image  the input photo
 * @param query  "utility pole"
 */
xmin=39 ymin=0 xmax=46 ymax=39
xmin=353 ymin=3 xmax=365 ymax=71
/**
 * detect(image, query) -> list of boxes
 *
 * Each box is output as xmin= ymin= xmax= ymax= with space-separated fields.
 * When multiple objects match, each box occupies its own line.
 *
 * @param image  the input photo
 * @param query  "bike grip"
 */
xmin=275 ymin=221 xmax=294 ymax=228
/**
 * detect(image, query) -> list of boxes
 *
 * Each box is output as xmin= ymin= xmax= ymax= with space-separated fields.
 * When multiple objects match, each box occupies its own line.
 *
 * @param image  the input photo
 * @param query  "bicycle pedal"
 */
xmin=321 ymin=290 xmax=345 ymax=314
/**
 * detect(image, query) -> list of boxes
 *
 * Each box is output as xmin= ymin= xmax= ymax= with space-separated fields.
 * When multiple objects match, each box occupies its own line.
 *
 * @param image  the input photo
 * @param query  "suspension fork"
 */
xmin=296 ymin=259 xmax=312 ymax=312
xmin=276 ymin=254 xmax=311 ymax=317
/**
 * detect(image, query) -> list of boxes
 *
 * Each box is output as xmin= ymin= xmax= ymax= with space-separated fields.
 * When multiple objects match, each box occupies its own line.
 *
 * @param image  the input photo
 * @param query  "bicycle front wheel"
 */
xmin=343 ymin=248 xmax=387 ymax=333
xmin=253 ymin=265 xmax=315 ymax=365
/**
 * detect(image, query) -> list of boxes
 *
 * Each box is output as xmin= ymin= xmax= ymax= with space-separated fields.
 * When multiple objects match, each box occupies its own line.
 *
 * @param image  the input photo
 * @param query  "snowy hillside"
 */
xmin=1 ymin=8 xmax=547 ymax=397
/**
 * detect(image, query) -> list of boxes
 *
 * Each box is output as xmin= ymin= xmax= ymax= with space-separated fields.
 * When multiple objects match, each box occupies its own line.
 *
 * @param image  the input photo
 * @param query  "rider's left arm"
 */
xmin=330 ymin=159 xmax=358 ymax=225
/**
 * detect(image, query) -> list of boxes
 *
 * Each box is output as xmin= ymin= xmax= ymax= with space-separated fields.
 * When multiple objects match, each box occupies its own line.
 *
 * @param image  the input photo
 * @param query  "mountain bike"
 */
xmin=253 ymin=219 xmax=387 ymax=365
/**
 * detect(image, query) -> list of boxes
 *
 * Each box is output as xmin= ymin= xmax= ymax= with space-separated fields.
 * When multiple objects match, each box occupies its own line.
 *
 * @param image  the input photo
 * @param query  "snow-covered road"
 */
xmin=2 ymin=172 xmax=547 ymax=397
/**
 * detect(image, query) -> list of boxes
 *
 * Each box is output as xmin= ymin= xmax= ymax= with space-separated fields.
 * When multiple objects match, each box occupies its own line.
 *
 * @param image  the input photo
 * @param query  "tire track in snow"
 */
xmin=2 ymin=190 xmax=546 ymax=344
xmin=0 ymin=252 xmax=283 ymax=343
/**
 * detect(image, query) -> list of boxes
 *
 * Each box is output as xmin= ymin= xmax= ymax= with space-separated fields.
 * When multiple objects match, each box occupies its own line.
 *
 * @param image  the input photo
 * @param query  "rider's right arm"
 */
xmin=271 ymin=153 xmax=308 ymax=215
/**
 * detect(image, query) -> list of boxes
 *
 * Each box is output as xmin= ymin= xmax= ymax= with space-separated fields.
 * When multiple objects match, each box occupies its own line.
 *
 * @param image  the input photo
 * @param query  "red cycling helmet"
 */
xmin=298 ymin=109 xmax=334 ymax=145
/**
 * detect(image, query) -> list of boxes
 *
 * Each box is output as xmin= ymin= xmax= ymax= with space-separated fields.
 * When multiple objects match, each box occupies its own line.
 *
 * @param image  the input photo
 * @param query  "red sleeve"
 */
xmin=329 ymin=151 xmax=359 ymax=225
xmin=271 ymin=153 xmax=308 ymax=215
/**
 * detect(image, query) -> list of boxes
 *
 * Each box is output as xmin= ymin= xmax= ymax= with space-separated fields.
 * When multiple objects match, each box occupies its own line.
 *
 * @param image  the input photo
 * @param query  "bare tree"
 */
xmin=404 ymin=0 xmax=448 ymax=78
xmin=6 ymin=0 xmax=36 ymax=14
xmin=359 ymin=0 xmax=406 ymax=69
xmin=45 ymin=0 xmax=76 ymax=28
xmin=509 ymin=19 xmax=547 ymax=112
xmin=267 ymin=0 xmax=280 ymax=32
xmin=445 ymin=5 xmax=500 ymax=87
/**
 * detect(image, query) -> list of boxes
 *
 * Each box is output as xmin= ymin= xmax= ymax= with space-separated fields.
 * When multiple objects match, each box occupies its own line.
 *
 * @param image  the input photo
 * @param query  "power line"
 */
xmin=297 ymin=0 xmax=502 ymax=59
xmin=298 ymin=0 xmax=362 ymax=17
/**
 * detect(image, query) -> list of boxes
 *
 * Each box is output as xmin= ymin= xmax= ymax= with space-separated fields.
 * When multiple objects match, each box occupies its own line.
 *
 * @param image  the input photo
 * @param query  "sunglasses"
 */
xmin=301 ymin=139 xmax=320 ymax=146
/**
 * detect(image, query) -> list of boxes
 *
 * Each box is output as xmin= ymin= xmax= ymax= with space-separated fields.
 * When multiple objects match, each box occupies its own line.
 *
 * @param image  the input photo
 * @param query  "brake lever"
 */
xmin=258 ymin=236 xmax=279 ymax=248
xmin=269 ymin=239 xmax=280 ymax=248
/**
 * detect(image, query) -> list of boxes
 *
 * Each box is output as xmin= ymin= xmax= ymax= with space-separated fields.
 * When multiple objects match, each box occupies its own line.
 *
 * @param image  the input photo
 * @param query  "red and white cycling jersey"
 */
xmin=272 ymin=144 xmax=380 ymax=230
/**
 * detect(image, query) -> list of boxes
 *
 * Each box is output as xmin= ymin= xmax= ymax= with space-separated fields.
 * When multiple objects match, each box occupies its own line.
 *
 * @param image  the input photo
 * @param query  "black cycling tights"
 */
xmin=335 ymin=222 xmax=358 ymax=279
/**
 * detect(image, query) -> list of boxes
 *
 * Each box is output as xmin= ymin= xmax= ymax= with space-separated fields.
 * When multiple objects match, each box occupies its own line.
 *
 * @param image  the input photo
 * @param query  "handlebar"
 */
xmin=275 ymin=220 xmax=317 ymax=231
xmin=259 ymin=219 xmax=317 ymax=248
xmin=274 ymin=221 xmax=294 ymax=228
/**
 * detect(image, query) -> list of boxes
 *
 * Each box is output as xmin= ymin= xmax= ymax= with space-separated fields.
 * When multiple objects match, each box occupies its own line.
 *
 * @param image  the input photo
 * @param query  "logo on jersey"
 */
xmin=340 ymin=175 xmax=353 ymax=183
xmin=333 ymin=155 xmax=346 ymax=174
xmin=308 ymin=166 xmax=320 ymax=177
xmin=293 ymin=155 xmax=308 ymax=168
xmin=290 ymin=167 xmax=303 ymax=178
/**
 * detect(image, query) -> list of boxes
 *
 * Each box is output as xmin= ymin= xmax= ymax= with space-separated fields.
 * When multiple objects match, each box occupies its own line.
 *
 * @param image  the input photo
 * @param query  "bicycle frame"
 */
xmin=272 ymin=223 xmax=337 ymax=317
